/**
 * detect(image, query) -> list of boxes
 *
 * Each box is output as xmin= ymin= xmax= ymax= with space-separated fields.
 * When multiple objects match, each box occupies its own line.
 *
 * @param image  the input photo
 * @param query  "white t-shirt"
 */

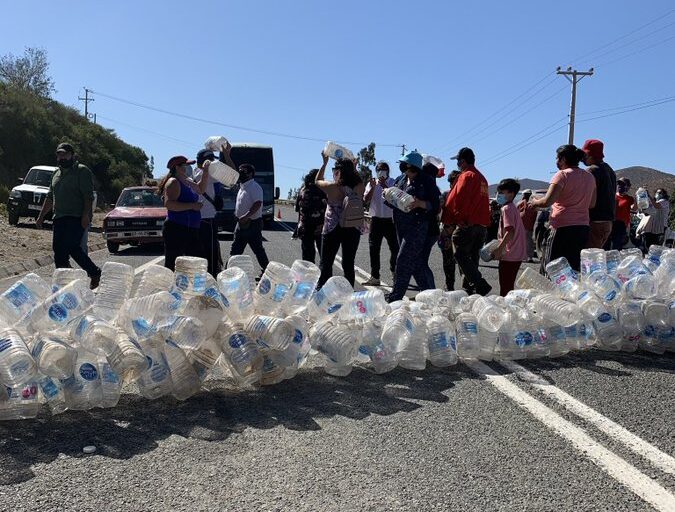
xmin=192 ymin=167 xmax=218 ymax=220
xmin=235 ymin=179 xmax=263 ymax=220
xmin=364 ymin=177 xmax=394 ymax=218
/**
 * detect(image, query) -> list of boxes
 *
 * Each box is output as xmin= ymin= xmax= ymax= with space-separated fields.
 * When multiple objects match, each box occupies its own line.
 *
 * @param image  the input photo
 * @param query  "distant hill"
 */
xmin=615 ymin=166 xmax=675 ymax=194
xmin=488 ymin=178 xmax=549 ymax=195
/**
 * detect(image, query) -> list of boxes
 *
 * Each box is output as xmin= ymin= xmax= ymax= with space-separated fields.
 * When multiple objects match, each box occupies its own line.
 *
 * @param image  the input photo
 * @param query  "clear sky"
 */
xmin=4 ymin=0 xmax=675 ymax=196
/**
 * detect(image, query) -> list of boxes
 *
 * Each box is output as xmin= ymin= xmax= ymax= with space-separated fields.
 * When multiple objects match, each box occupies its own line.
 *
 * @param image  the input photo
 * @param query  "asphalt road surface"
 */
xmin=1 ymin=203 xmax=674 ymax=512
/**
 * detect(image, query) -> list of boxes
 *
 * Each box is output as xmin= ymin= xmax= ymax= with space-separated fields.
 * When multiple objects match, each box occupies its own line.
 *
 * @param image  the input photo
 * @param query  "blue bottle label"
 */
xmin=48 ymin=304 xmax=68 ymax=323
xmin=293 ymin=282 xmax=313 ymax=300
xmin=79 ymin=363 xmax=99 ymax=381
xmin=60 ymin=292 xmax=79 ymax=310
xmin=0 ymin=338 xmax=12 ymax=352
xmin=229 ymin=334 xmax=247 ymax=349
xmin=514 ymin=331 xmax=534 ymax=347
xmin=597 ymin=313 xmax=612 ymax=323
xmin=4 ymin=283 xmax=33 ymax=309
xmin=258 ymin=278 xmax=271 ymax=295
xmin=272 ymin=284 xmax=289 ymax=303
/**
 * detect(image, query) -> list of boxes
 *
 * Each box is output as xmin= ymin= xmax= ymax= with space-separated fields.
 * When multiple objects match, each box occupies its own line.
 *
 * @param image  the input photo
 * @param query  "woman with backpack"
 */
xmin=296 ymin=168 xmax=327 ymax=264
xmin=315 ymin=152 xmax=365 ymax=288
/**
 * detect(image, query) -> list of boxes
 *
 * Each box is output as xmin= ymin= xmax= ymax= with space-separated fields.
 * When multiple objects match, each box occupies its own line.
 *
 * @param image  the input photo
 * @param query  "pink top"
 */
xmin=549 ymin=167 xmax=596 ymax=229
xmin=498 ymin=202 xmax=527 ymax=262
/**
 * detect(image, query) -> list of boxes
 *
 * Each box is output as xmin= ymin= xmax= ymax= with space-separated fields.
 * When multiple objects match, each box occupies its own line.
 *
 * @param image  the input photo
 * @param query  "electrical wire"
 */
xmin=594 ymin=33 xmax=675 ymax=69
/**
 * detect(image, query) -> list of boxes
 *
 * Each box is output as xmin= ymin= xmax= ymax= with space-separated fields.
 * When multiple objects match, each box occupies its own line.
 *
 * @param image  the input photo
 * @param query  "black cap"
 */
xmin=196 ymin=149 xmax=216 ymax=164
xmin=450 ymin=147 xmax=475 ymax=161
xmin=56 ymin=142 xmax=75 ymax=154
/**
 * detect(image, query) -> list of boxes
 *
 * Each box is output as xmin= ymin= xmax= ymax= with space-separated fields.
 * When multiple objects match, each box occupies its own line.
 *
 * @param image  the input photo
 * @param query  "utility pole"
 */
xmin=400 ymin=144 xmax=406 ymax=156
xmin=78 ymin=87 xmax=95 ymax=119
xmin=556 ymin=67 xmax=594 ymax=145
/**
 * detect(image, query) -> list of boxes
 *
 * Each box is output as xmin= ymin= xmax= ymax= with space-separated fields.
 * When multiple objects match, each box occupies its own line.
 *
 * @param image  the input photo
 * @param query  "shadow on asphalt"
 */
xmin=0 ymin=365 xmax=478 ymax=485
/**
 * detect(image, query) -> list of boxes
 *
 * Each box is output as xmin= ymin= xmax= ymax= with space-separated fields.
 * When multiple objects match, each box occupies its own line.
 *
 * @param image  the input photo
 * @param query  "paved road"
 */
xmin=1 ymin=204 xmax=674 ymax=512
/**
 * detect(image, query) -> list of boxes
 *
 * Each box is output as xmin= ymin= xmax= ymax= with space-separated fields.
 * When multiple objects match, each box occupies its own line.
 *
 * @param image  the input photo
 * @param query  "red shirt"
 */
xmin=517 ymin=199 xmax=537 ymax=231
xmin=615 ymin=193 xmax=634 ymax=227
xmin=442 ymin=166 xmax=490 ymax=226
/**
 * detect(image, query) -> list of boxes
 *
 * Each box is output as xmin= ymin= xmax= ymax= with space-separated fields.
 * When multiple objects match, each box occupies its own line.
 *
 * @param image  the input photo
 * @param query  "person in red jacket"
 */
xmin=441 ymin=147 xmax=492 ymax=296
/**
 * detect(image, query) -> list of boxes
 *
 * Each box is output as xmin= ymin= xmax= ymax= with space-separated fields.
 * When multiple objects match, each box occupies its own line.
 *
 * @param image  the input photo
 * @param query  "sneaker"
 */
xmin=475 ymin=279 xmax=492 ymax=297
xmin=363 ymin=277 xmax=381 ymax=286
xmin=89 ymin=274 xmax=101 ymax=290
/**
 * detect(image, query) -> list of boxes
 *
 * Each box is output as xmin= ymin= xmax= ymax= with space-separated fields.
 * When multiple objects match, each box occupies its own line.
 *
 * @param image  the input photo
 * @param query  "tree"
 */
xmin=356 ymin=142 xmax=376 ymax=183
xmin=0 ymin=47 xmax=55 ymax=98
xmin=287 ymin=188 xmax=293 ymax=200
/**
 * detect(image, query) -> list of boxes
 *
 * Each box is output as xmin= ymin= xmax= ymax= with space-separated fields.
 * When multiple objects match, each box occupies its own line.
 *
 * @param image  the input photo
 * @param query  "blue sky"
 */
xmin=4 ymin=0 xmax=675 ymax=195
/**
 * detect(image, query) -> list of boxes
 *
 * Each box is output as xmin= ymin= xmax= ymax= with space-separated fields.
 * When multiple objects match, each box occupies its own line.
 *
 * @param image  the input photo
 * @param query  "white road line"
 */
xmin=133 ymin=256 xmax=165 ymax=276
xmin=466 ymin=360 xmax=675 ymax=512
xmin=500 ymin=360 xmax=675 ymax=476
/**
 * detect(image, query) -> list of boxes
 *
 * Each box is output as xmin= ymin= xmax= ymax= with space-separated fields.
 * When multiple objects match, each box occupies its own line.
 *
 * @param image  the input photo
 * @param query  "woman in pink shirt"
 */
xmin=530 ymin=145 xmax=596 ymax=272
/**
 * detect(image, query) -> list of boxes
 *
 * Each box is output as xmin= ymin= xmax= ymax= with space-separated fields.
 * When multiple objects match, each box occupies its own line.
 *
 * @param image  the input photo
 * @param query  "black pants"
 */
xmin=231 ymin=218 xmax=269 ymax=271
xmin=413 ymin=233 xmax=437 ymax=291
xmin=199 ymin=218 xmax=222 ymax=278
xmin=643 ymin=232 xmax=662 ymax=254
xmin=163 ymin=220 xmax=203 ymax=272
xmin=441 ymin=237 xmax=456 ymax=290
xmin=452 ymin=225 xmax=487 ymax=293
xmin=300 ymin=226 xmax=322 ymax=264
xmin=318 ymin=226 xmax=361 ymax=288
xmin=52 ymin=216 xmax=101 ymax=278
xmin=541 ymin=225 xmax=589 ymax=273
xmin=368 ymin=217 xmax=398 ymax=279
xmin=604 ymin=220 xmax=628 ymax=251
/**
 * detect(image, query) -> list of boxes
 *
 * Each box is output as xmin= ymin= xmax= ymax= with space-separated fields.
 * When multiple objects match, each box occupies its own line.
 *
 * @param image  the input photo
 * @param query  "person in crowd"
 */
xmin=411 ymin=160 xmax=442 ymax=290
xmin=517 ymin=189 xmax=537 ymax=262
xmin=530 ymin=145 xmax=596 ymax=273
xmin=315 ymin=153 xmax=364 ymax=288
xmin=439 ymin=171 xmax=460 ymax=290
xmin=385 ymin=151 xmax=439 ymax=302
xmin=157 ymin=155 xmax=203 ymax=271
xmin=636 ymin=188 xmax=670 ymax=252
xmin=194 ymin=143 xmax=234 ymax=277
xmin=36 ymin=143 xmax=102 ymax=289
xmin=582 ymin=139 xmax=616 ymax=249
xmin=441 ymin=147 xmax=492 ymax=296
xmin=605 ymin=177 xmax=634 ymax=250
xmin=363 ymin=161 xmax=398 ymax=286
xmin=491 ymin=179 xmax=527 ymax=296
xmin=534 ymin=208 xmax=550 ymax=253
xmin=296 ymin=168 xmax=327 ymax=264
xmin=230 ymin=163 xmax=270 ymax=274
xmin=486 ymin=200 xmax=501 ymax=242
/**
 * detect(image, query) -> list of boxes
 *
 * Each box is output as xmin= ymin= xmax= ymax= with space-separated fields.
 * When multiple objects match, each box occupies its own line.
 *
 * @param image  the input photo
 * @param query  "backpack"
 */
xmin=339 ymin=186 xmax=364 ymax=229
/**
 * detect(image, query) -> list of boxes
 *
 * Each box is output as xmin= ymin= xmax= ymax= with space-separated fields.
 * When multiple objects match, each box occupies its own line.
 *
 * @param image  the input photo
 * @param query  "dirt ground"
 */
xmin=0 ymin=209 xmax=106 ymax=268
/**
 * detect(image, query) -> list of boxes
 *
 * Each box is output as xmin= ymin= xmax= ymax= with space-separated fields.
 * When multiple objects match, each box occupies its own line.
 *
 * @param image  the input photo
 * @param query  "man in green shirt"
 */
xmin=37 ymin=142 xmax=101 ymax=288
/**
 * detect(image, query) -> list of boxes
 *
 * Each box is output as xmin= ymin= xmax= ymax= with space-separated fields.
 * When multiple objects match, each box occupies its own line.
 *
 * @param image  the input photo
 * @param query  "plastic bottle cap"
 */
xmin=83 ymin=445 xmax=97 ymax=454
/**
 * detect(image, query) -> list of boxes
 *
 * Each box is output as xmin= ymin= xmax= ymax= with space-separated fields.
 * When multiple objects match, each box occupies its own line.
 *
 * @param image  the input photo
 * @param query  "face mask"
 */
xmin=618 ymin=185 xmax=627 ymax=194
xmin=655 ymin=193 xmax=663 ymax=201
xmin=183 ymin=164 xmax=194 ymax=179
xmin=57 ymin=158 xmax=73 ymax=168
xmin=496 ymin=193 xmax=508 ymax=205
xmin=399 ymin=163 xmax=408 ymax=173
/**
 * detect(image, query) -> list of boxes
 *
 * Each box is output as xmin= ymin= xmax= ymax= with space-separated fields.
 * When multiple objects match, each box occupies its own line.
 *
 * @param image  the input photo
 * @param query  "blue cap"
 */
xmin=398 ymin=151 xmax=423 ymax=170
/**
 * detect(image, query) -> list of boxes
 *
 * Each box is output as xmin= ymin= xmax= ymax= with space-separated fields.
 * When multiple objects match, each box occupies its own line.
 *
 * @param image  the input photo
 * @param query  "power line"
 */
xmin=97 ymin=115 xmax=197 ymax=147
xmin=595 ymin=33 xmax=675 ymax=69
xmin=576 ymin=96 xmax=675 ymax=123
xmin=578 ymin=94 xmax=675 ymax=115
xmin=90 ymin=89 xmax=402 ymax=148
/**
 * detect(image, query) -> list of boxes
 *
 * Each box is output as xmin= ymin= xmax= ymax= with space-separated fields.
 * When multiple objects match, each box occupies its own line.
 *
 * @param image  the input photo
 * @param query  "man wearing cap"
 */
xmin=230 ymin=163 xmax=269 ymax=273
xmin=517 ymin=189 xmax=537 ymax=261
xmin=384 ymin=151 xmax=439 ymax=302
xmin=36 ymin=143 xmax=102 ymax=288
xmin=363 ymin=161 xmax=398 ymax=286
xmin=194 ymin=143 xmax=236 ymax=277
xmin=441 ymin=147 xmax=492 ymax=296
xmin=583 ymin=139 xmax=616 ymax=249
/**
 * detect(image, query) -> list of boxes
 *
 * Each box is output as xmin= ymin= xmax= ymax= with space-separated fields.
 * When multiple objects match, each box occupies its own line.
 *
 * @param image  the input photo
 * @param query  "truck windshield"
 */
xmin=117 ymin=189 xmax=164 ymax=207
xmin=23 ymin=169 xmax=54 ymax=187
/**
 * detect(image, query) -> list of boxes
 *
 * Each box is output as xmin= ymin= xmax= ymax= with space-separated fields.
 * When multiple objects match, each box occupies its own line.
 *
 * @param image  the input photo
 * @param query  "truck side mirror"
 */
xmin=275 ymin=187 xmax=280 ymax=200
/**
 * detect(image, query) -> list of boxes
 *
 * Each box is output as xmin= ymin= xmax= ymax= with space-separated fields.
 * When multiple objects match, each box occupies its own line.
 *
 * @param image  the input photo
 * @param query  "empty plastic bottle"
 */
xmin=580 ymin=249 xmax=607 ymax=281
xmin=30 ymin=335 xmax=76 ymax=380
xmin=204 ymin=135 xmax=229 ymax=152
xmin=472 ymin=297 xmax=508 ymax=332
xmin=586 ymin=271 xmax=622 ymax=303
xmin=324 ymin=359 xmax=353 ymax=377
xmin=286 ymin=260 xmax=321 ymax=315
xmin=135 ymin=265 xmax=175 ymax=298
xmin=309 ymin=320 xmax=358 ymax=366
xmin=181 ymin=295 xmax=223 ymax=339
xmin=52 ymin=268 xmax=87 ymax=292
xmin=62 ymin=347 xmax=103 ymax=410
xmin=617 ymin=300 xmax=644 ymax=352
xmin=641 ymin=300 xmax=673 ymax=354
xmin=0 ymin=273 xmax=51 ymax=329
xmin=426 ymin=315 xmax=458 ymax=367
xmin=71 ymin=314 xmax=118 ymax=354
xmin=98 ymin=354 xmax=121 ymax=408
xmin=254 ymin=262 xmax=292 ymax=315
xmin=515 ymin=267 xmax=555 ymax=292
xmin=323 ymin=141 xmax=355 ymax=161
xmin=623 ymin=274 xmax=657 ymax=300
xmin=93 ymin=262 xmax=134 ymax=322
xmin=28 ymin=279 xmax=95 ymax=334
xmin=259 ymin=349 xmax=288 ymax=385
xmin=38 ymin=374 xmax=67 ymax=415
xmin=0 ymin=381 xmax=39 ymax=420
xmin=164 ymin=339 xmax=201 ymax=400
xmin=174 ymin=256 xmax=208 ymax=296
xmin=383 ymin=187 xmax=415 ymax=212
xmin=227 ymin=255 xmax=256 ymax=291
xmin=532 ymin=294 xmax=580 ymax=328
xmin=282 ymin=315 xmax=311 ymax=378
xmin=545 ymin=257 xmax=580 ymax=299
xmin=576 ymin=291 xmax=622 ymax=351
xmin=455 ymin=313 xmax=480 ymax=359
xmin=399 ymin=316 xmax=428 ymax=370
xmin=444 ymin=290 xmax=469 ymax=315
xmin=341 ymin=290 xmax=388 ymax=322
xmin=636 ymin=187 xmax=650 ymax=209
xmin=306 ymin=276 xmax=353 ymax=321
xmin=480 ymin=239 xmax=500 ymax=262
xmin=616 ymin=255 xmax=651 ymax=284
xmin=188 ymin=336 xmax=223 ymax=381
xmin=539 ymin=321 xmax=569 ymax=358
xmin=118 ymin=291 xmax=177 ymax=340
xmin=0 ymin=328 xmax=37 ymax=387
xmin=218 ymin=325 xmax=263 ymax=387
xmin=246 ymin=315 xmax=295 ymax=351
xmin=137 ymin=337 xmax=174 ymax=400
xmin=217 ymin=267 xmax=255 ymax=322
xmin=106 ymin=330 xmax=147 ymax=383
xmin=161 ymin=315 xmax=206 ymax=351
xmin=207 ymin=159 xmax=239 ymax=187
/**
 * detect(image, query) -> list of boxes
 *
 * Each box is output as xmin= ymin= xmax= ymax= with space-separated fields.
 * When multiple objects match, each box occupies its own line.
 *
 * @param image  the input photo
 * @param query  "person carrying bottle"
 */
xmin=441 ymin=147 xmax=492 ymax=296
xmin=36 ymin=142 xmax=102 ymax=289
xmin=491 ymin=179 xmax=527 ymax=296
xmin=530 ymin=144 xmax=596 ymax=273
xmin=230 ymin=163 xmax=270 ymax=274
xmin=605 ymin=177 xmax=634 ymax=250
xmin=412 ymin=160 xmax=442 ymax=290
xmin=157 ymin=155 xmax=204 ymax=271
xmin=296 ymin=168 xmax=327 ymax=264
xmin=439 ymin=171 xmax=461 ymax=290
xmin=385 ymin=151 xmax=438 ymax=303
xmin=315 ymin=153 xmax=365 ymax=288
xmin=194 ymin=143 xmax=236 ymax=277
xmin=517 ymin=189 xmax=537 ymax=262
xmin=363 ymin=161 xmax=398 ymax=286
xmin=636 ymin=188 xmax=670 ymax=253
xmin=582 ymin=139 xmax=616 ymax=249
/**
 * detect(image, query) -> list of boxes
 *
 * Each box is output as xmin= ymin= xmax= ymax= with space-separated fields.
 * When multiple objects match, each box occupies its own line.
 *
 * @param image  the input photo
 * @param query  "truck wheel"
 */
xmin=107 ymin=241 xmax=119 ymax=253
xmin=8 ymin=210 xmax=19 ymax=226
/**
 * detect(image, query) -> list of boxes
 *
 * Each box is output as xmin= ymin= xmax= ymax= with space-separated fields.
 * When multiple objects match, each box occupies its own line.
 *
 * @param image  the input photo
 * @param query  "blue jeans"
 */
xmin=390 ymin=215 xmax=428 ymax=301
